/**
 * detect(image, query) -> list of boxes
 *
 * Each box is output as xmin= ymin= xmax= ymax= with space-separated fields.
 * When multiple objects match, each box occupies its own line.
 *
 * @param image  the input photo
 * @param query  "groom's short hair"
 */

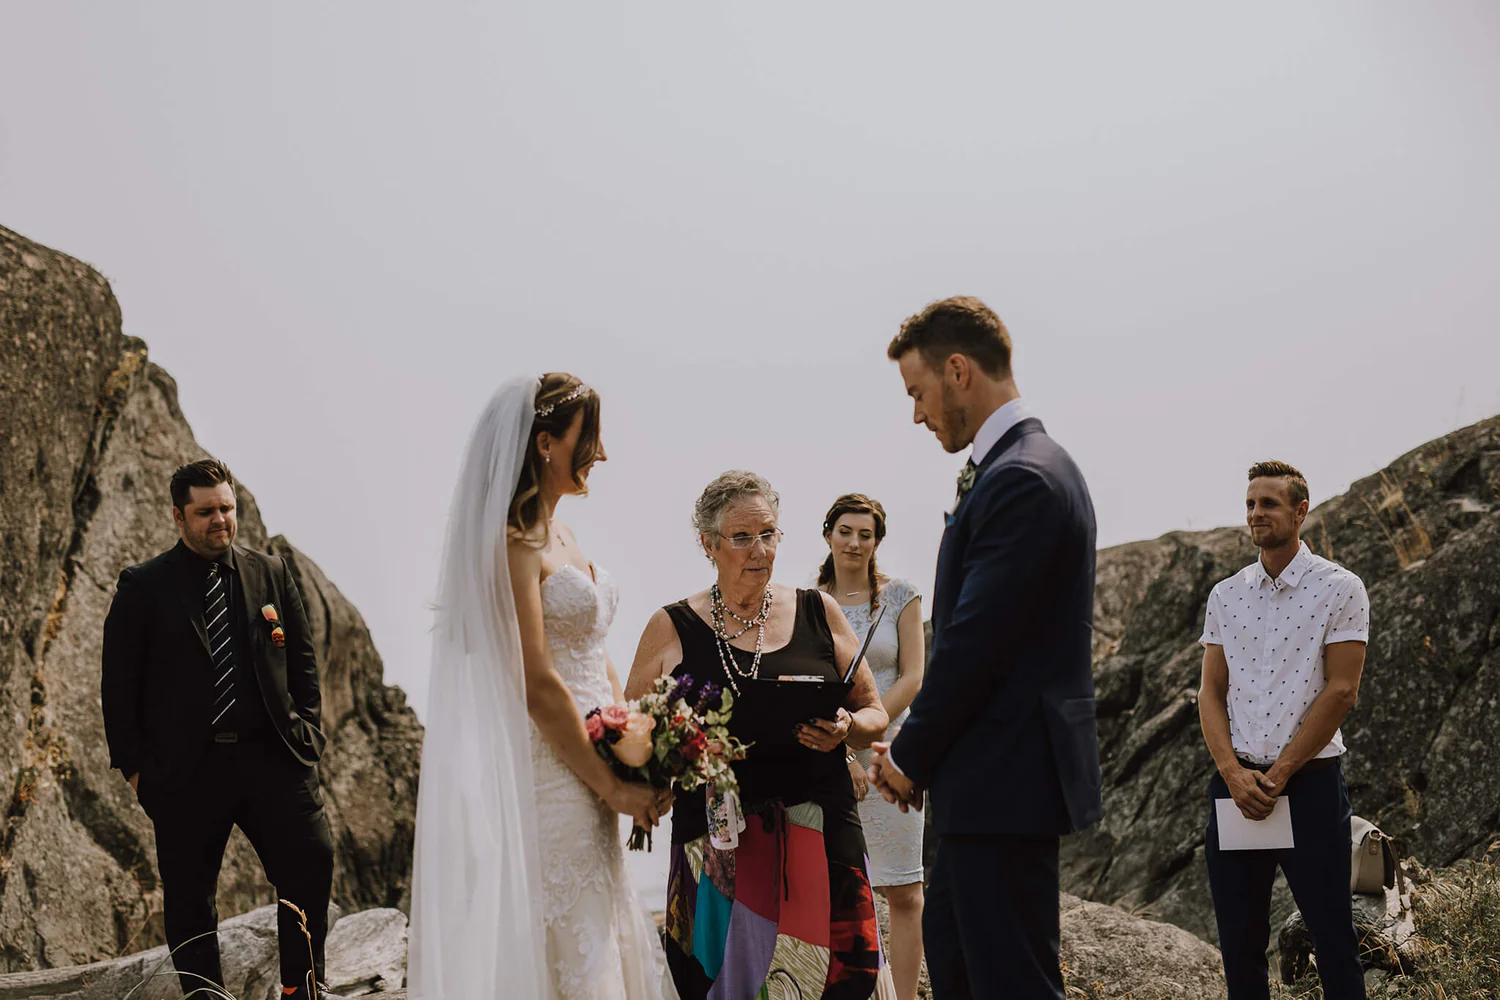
xmin=888 ymin=296 xmax=1013 ymax=378
xmin=170 ymin=458 xmax=236 ymax=509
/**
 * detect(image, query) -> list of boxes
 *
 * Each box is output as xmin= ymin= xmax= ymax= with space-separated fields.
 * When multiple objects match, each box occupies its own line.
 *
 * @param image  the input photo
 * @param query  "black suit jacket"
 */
xmin=890 ymin=418 xmax=1103 ymax=836
xmin=101 ymin=541 xmax=327 ymax=789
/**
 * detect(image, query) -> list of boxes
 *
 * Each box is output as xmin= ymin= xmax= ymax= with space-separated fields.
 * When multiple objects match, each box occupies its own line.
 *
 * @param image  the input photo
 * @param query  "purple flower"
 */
xmin=694 ymin=681 xmax=722 ymax=715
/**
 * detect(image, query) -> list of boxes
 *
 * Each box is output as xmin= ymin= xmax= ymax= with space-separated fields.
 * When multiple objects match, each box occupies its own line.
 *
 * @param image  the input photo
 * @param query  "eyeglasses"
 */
xmin=723 ymin=529 xmax=784 ymax=550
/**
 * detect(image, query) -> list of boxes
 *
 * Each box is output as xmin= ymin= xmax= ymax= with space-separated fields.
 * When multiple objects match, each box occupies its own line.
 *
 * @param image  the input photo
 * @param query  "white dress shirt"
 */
xmin=1200 ymin=542 xmax=1370 ymax=765
xmin=970 ymin=397 xmax=1032 ymax=465
xmin=885 ymin=398 xmax=1032 ymax=782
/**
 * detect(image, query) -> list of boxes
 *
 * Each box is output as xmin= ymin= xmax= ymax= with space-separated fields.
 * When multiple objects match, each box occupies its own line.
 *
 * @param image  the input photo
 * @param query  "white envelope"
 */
xmin=1215 ymin=796 xmax=1295 ymax=851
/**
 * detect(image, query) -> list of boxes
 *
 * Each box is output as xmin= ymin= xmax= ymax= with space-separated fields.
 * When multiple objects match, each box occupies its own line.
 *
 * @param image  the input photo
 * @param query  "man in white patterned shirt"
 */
xmin=1198 ymin=461 xmax=1370 ymax=1000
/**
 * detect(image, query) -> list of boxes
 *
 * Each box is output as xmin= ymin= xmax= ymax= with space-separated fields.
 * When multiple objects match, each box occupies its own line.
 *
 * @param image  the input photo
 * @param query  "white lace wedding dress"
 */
xmin=532 ymin=562 xmax=675 ymax=1000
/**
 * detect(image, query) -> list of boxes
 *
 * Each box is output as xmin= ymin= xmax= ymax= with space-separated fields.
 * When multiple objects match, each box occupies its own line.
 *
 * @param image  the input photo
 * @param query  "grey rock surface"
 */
xmin=1060 ymin=892 xmax=1227 ymax=999
xmin=0 ymin=902 xmax=415 ymax=1000
xmin=0 ymin=225 xmax=422 ymax=971
xmin=323 ymin=909 xmax=407 ymax=997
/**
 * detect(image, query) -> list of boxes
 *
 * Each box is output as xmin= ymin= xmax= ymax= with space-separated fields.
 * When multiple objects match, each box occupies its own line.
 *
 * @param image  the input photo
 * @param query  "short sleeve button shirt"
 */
xmin=1200 ymin=542 xmax=1370 ymax=765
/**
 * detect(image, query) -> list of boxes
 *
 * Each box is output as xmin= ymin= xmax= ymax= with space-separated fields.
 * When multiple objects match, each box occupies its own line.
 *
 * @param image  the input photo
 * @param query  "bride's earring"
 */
xmin=544 ymin=453 xmax=551 ymax=464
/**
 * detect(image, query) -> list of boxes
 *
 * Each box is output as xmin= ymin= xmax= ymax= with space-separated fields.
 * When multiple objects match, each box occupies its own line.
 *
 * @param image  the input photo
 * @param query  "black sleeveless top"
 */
xmin=666 ymin=588 xmax=856 ymax=844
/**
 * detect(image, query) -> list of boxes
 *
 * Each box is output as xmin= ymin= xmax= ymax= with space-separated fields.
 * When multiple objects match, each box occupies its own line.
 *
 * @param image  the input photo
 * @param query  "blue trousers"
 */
xmin=924 ymin=833 xmax=1064 ymax=1000
xmin=1205 ymin=761 xmax=1365 ymax=1000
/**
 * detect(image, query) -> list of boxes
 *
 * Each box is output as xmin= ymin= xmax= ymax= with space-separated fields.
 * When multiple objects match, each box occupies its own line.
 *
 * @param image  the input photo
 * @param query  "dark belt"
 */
xmin=1236 ymin=754 xmax=1341 ymax=775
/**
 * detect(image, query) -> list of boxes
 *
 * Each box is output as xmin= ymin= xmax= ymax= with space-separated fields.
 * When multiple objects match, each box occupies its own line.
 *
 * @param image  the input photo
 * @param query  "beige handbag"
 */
xmin=1350 ymin=815 xmax=1396 ymax=895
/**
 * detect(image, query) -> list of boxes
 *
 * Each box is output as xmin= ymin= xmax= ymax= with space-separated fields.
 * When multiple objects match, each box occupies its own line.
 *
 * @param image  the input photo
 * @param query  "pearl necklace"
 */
xmin=709 ymin=583 xmax=774 ymax=695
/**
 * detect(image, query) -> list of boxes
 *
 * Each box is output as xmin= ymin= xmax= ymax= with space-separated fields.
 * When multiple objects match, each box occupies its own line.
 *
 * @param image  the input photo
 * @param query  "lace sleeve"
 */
xmin=884 ymin=577 xmax=920 ymax=616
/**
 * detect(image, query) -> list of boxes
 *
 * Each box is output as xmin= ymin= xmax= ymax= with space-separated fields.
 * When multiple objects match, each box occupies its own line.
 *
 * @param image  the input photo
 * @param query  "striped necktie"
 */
xmin=204 ymin=563 xmax=238 ymax=730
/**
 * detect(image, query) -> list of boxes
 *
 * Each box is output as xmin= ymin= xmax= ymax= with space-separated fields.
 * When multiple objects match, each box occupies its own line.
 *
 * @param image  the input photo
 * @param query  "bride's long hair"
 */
xmin=508 ymin=372 xmax=600 ymax=542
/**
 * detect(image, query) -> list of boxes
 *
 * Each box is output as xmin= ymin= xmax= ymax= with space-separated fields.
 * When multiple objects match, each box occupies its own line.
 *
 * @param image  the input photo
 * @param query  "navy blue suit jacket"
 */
xmin=890 ymin=418 xmax=1103 ymax=836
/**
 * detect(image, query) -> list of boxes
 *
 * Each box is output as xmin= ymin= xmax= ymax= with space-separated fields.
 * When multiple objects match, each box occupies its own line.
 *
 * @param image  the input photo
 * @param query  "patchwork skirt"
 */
xmin=662 ymin=798 xmax=884 ymax=1000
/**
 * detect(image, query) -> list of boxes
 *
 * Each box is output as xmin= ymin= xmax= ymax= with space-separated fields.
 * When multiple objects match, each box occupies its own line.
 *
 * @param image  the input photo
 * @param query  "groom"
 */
xmin=102 ymin=459 xmax=336 ymax=999
xmin=870 ymin=297 xmax=1103 ymax=999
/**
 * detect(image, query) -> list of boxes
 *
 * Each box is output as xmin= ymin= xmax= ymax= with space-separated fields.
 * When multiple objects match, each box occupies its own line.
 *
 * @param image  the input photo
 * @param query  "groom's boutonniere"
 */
xmin=955 ymin=460 xmax=978 ymax=501
xmin=261 ymin=604 xmax=286 ymax=647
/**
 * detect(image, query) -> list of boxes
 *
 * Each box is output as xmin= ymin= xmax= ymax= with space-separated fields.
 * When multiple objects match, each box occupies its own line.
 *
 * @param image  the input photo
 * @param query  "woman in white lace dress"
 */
xmin=409 ymin=374 xmax=675 ymax=1000
xmin=818 ymin=494 xmax=927 ymax=1000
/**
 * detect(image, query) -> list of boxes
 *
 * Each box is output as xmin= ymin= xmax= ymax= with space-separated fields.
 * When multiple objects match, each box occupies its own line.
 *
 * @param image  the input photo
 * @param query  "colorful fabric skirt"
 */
xmin=663 ymin=799 xmax=883 ymax=1000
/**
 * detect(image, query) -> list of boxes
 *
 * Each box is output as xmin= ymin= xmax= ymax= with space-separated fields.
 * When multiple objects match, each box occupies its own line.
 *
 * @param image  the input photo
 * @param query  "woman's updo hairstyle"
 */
xmin=508 ymin=372 xmax=601 ymax=542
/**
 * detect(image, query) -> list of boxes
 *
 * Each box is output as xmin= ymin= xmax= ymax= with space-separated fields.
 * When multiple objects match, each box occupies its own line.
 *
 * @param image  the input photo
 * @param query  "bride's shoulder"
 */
xmin=504 ymin=530 xmax=545 ymax=576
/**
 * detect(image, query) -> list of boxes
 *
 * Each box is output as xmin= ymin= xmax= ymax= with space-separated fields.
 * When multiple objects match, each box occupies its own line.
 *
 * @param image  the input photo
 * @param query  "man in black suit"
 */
xmin=870 ymin=297 xmax=1103 ymax=1000
xmin=102 ymin=459 xmax=336 ymax=999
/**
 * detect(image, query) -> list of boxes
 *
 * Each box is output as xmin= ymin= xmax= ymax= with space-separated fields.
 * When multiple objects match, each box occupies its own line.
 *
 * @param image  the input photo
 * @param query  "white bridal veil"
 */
xmin=408 ymin=376 xmax=548 ymax=1000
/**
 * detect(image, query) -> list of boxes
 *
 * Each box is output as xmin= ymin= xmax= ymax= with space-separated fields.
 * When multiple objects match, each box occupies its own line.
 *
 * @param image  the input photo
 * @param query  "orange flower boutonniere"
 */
xmin=261 ymin=604 xmax=286 ymax=647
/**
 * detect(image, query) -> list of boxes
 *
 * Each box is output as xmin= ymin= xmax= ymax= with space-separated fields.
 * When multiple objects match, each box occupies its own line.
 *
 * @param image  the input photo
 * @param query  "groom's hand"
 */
xmin=868 ymin=743 xmax=922 ymax=813
xmin=127 ymin=772 xmax=139 ymax=793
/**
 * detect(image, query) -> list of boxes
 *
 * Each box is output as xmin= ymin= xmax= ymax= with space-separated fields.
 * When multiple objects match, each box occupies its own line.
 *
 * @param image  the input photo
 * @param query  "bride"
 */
xmin=408 ymin=373 xmax=676 ymax=1000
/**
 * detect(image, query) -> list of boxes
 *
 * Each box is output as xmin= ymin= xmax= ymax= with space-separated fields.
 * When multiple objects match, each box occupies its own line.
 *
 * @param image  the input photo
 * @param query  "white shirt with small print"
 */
xmin=1200 ymin=541 xmax=1370 ymax=765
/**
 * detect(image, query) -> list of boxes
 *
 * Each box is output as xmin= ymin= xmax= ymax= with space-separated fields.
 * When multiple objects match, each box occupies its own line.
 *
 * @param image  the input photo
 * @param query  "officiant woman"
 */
xmin=626 ymin=470 xmax=891 ymax=1000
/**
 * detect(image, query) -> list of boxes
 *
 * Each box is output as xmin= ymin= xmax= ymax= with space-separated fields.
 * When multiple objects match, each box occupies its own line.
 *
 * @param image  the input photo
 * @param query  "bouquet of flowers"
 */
xmin=586 ymin=674 xmax=748 ymax=850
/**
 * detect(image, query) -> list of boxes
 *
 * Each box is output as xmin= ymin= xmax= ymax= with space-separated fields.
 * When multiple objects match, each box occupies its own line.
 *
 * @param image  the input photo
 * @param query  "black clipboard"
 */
xmin=746 ymin=604 xmax=887 ymax=746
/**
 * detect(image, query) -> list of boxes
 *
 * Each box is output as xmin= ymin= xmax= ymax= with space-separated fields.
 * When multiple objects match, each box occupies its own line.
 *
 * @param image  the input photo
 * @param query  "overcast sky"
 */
xmin=4 ymin=3 xmax=1497 ymax=721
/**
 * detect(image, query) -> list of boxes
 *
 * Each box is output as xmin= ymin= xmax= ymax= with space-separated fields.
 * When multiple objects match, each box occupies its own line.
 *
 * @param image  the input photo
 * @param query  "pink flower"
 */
xmin=585 ymin=713 xmax=605 ymax=742
xmin=600 ymin=704 xmax=630 ymax=731
xmin=614 ymin=712 xmax=656 ymax=768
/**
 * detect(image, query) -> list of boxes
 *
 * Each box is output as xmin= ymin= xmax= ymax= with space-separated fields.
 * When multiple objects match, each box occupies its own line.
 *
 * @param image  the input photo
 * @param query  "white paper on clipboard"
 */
xmin=1215 ymin=797 xmax=1295 ymax=850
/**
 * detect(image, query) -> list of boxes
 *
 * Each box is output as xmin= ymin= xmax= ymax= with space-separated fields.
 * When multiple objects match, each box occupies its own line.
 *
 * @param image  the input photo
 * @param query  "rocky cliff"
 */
xmin=0 ymin=225 xmax=422 ymax=970
xmin=1069 ymin=413 xmax=1500 ymax=941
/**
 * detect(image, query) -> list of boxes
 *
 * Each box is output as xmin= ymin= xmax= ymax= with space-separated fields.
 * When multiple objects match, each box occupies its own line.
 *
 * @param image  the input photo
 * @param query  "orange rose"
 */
xmin=613 ymin=712 xmax=656 ymax=768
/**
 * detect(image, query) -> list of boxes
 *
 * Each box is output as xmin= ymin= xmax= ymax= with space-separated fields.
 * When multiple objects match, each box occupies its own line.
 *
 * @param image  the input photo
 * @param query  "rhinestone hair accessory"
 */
xmin=534 ymin=382 xmax=591 ymax=418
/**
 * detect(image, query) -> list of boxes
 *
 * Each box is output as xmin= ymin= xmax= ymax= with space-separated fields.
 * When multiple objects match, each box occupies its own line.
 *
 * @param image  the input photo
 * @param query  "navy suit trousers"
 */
xmin=1206 ymin=762 xmax=1366 ymax=1000
xmin=924 ymin=833 xmax=1064 ymax=1000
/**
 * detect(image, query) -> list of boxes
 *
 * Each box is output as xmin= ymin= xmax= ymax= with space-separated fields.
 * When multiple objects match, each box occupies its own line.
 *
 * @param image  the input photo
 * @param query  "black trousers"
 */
xmin=1206 ymin=761 xmax=1365 ymax=1000
xmin=924 ymin=832 xmax=1064 ymax=1000
xmin=141 ymin=733 xmax=335 ymax=995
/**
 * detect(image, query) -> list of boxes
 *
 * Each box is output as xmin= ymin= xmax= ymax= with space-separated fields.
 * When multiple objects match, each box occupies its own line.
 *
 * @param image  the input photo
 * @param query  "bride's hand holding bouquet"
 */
xmin=587 ymin=674 xmax=747 ymax=850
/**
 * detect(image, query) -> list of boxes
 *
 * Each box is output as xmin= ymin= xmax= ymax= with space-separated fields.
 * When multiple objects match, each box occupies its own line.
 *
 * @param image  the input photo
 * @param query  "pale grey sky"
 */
xmin=4 ymin=2 xmax=1497 ymax=721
